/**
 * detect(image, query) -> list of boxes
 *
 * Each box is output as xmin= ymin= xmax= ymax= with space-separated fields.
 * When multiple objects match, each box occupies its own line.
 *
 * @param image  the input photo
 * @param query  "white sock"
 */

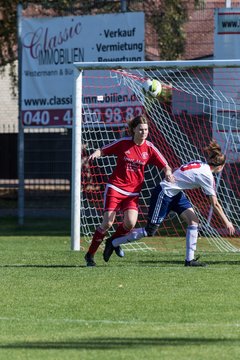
xmin=112 ymin=228 xmax=147 ymax=247
xmin=186 ymin=225 xmax=198 ymax=261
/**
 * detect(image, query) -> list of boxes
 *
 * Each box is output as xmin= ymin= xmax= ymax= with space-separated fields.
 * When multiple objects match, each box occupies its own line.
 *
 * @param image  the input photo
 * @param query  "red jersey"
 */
xmin=102 ymin=137 xmax=168 ymax=194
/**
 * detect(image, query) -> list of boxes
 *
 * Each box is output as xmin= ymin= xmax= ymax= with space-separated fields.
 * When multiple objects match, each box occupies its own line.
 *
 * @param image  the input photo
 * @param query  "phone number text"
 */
xmin=22 ymin=106 xmax=144 ymax=127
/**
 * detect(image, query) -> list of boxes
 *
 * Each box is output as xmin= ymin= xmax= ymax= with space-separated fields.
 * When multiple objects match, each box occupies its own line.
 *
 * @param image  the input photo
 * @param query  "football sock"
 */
xmin=111 ymin=223 xmax=130 ymax=240
xmin=186 ymin=225 xmax=198 ymax=261
xmin=88 ymin=227 xmax=106 ymax=255
xmin=112 ymin=227 xmax=147 ymax=247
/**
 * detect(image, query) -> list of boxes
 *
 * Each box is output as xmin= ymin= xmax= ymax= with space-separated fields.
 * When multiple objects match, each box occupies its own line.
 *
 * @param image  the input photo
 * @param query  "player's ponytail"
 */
xmin=127 ymin=116 xmax=148 ymax=137
xmin=204 ymin=139 xmax=226 ymax=167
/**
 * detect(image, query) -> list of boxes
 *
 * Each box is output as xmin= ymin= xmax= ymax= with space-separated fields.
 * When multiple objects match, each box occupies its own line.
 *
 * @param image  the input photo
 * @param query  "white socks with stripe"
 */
xmin=112 ymin=227 xmax=147 ymax=247
xmin=186 ymin=225 xmax=198 ymax=262
xmin=112 ymin=224 xmax=199 ymax=262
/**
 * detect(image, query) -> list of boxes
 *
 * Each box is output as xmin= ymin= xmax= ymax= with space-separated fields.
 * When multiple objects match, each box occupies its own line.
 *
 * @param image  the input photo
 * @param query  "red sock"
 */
xmin=88 ymin=227 xmax=106 ymax=255
xmin=111 ymin=223 xmax=130 ymax=240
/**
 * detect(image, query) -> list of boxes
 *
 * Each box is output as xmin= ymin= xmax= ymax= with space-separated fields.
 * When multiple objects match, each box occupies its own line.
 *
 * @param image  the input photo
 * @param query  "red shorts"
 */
xmin=104 ymin=185 xmax=139 ymax=212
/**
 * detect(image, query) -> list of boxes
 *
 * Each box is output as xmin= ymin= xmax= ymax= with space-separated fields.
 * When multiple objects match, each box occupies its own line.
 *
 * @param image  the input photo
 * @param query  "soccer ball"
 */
xmin=142 ymin=78 xmax=162 ymax=98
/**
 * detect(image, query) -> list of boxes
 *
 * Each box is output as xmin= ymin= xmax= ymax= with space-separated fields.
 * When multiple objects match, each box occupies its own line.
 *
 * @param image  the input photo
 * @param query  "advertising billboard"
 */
xmin=21 ymin=12 xmax=145 ymax=127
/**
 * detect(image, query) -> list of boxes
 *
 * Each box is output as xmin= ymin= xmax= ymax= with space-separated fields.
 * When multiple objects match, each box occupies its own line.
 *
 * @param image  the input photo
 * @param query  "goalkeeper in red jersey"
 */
xmin=103 ymin=140 xmax=236 ymax=267
xmin=84 ymin=115 xmax=173 ymax=266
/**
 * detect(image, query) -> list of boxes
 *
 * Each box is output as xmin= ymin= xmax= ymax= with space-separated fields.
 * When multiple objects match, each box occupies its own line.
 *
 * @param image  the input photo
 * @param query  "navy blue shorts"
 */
xmin=148 ymin=184 xmax=192 ymax=225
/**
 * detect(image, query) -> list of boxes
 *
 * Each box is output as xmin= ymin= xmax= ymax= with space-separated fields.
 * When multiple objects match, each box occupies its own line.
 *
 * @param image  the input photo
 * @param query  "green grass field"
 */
xmin=0 ymin=217 xmax=240 ymax=360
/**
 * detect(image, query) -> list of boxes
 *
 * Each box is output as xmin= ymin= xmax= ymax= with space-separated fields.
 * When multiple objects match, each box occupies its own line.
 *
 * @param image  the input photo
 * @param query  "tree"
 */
xmin=141 ymin=0 xmax=205 ymax=60
xmin=148 ymin=0 xmax=187 ymax=60
xmin=0 ymin=1 xmax=19 ymax=94
xmin=0 ymin=0 xmax=85 ymax=95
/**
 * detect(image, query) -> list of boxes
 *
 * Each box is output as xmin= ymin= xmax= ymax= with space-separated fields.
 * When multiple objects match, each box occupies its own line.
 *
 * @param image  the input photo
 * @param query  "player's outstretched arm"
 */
xmin=209 ymin=195 xmax=235 ymax=236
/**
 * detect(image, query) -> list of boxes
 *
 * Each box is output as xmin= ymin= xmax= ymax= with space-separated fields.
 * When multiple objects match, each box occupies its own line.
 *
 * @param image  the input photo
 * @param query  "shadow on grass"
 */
xmin=139 ymin=260 xmax=183 ymax=265
xmin=204 ymin=260 xmax=240 ymax=265
xmin=1 ymin=260 xmax=240 ymax=269
xmin=0 ymin=264 xmax=88 ymax=269
xmin=138 ymin=259 xmax=240 ymax=266
xmin=0 ymin=337 xmax=239 ymax=349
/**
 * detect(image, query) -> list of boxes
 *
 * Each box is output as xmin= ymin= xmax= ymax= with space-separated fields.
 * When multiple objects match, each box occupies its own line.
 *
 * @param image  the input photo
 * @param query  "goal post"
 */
xmin=71 ymin=67 xmax=82 ymax=250
xmin=72 ymin=60 xmax=240 ymax=252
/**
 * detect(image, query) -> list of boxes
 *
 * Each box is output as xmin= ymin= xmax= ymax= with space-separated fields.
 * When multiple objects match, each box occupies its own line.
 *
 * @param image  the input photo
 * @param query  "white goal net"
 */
xmin=73 ymin=60 xmax=240 ymax=253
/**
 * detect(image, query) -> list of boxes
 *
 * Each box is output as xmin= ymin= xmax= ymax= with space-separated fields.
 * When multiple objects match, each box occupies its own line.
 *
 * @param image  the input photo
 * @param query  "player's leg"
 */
xmin=85 ymin=185 xmax=121 ymax=266
xmin=112 ymin=208 xmax=139 ymax=257
xmin=114 ymin=184 xmax=169 ymax=243
xmin=103 ymin=196 xmax=139 ymax=260
xmin=178 ymin=201 xmax=206 ymax=267
xmin=144 ymin=184 xmax=170 ymax=236
xmin=85 ymin=210 xmax=116 ymax=266
xmin=103 ymin=185 xmax=169 ymax=262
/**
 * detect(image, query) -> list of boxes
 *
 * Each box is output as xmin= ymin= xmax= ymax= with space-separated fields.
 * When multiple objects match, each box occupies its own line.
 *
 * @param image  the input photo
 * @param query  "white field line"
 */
xmin=0 ymin=316 xmax=240 ymax=328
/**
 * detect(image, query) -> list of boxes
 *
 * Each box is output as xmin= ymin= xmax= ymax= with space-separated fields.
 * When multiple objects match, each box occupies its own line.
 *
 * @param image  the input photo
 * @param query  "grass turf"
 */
xmin=0 ymin=217 xmax=239 ymax=360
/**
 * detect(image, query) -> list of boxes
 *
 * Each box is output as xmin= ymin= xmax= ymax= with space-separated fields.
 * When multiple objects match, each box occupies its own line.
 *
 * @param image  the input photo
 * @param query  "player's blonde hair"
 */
xmin=204 ymin=139 xmax=226 ymax=167
xmin=127 ymin=116 xmax=148 ymax=137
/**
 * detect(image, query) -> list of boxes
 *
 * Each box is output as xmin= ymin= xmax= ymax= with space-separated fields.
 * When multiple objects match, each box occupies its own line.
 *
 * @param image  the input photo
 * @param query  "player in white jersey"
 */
xmin=103 ymin=140 xmax=235 ymax=267
xmin=160 ymin=162 xmax=216 ymax=197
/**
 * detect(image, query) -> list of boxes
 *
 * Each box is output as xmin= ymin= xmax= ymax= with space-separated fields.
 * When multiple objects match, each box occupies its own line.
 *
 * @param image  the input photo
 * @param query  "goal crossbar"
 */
xmin=74 ymin=59 xmax=240 ymax=71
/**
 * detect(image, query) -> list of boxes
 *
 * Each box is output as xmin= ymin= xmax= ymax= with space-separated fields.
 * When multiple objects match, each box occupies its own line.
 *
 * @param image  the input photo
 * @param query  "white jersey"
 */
xmin=160 ymin=161 xmax=216 ymax=197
